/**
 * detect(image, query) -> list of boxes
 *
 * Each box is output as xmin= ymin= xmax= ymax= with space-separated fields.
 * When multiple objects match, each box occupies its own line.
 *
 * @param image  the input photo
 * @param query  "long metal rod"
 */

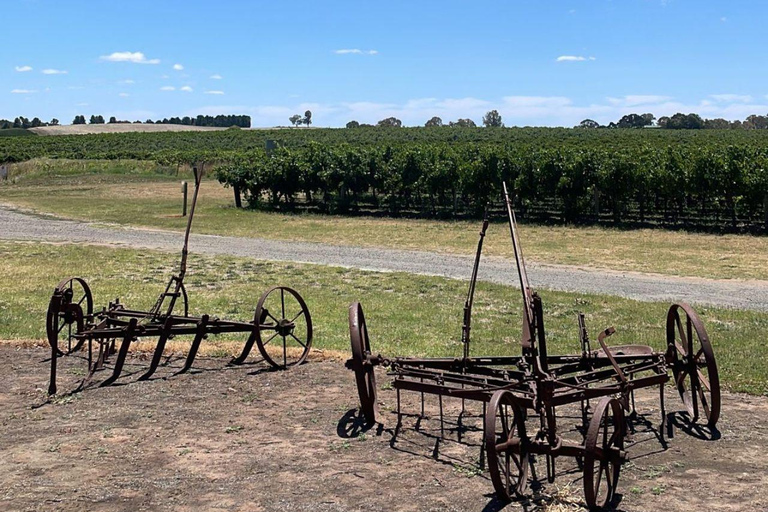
xmin=502 ymin=182 xmax=535 ymax=346
xmin=462 ymin=205 xmax=490 ymax=360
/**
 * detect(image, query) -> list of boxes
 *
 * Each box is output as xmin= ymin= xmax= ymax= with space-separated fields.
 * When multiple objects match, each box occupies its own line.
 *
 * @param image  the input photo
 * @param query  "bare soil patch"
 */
xmin=1 ymin=345 xmax=766 ymax=511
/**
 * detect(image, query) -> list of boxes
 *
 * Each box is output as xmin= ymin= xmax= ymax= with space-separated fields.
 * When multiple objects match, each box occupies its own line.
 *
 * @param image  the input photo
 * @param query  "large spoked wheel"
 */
xmin=667 ymin=303 xmax=720 ymax=427
xmin=46 ymin=277 xmax=93 ymax=355
xmin=583 ymin=397 xmax=625 ymax=510
xmin=484 ymin=390 xmax=529 ymax=502
xmin=254 ymin=286 xmax=312 ymax=369
xmin=349 ymin=302 xmax=378 ymax=425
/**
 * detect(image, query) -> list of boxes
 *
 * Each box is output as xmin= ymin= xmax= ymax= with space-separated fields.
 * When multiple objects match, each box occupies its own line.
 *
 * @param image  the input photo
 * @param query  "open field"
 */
xmin=1 ymin=240 xmax=767 ymax=395
xmin=29 ymin=124 xmax=228 ymax=136
xmin=2 ymin=170 xmax=768 ymax=281
xmin=1 ymin=346 xmax=767 ymax=512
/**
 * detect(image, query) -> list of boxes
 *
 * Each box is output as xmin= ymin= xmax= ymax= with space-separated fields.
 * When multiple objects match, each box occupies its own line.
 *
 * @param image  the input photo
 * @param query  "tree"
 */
xmin=425 ymin=116 xmax=443 ymax=127
xmin=449 ymin=118 xmax=476 ymax=127
xmin=704 ymin=118 xmax=731 ymax=129
xmin=289 ymin=114 xmax=302 ymax=127
xmin=50 ymin=118 xmax=59 ymax=126
xmin=89 ymin=115 xmax=105 ymax=124
xmin=664 ymin=113 xmax=704 ymax=129
xmin=657 ymin=116 xmax=669 ymax=129
xmin=73 ymin=115 xmax=86 ymax=125
xmin=576 ymin=119 xmax=600 ymax=129
xmin=303 ymin=110 xmax=312 ymax=126
xmin=641 ymin=113 xmax=655 ymax=127
xmin=346 ymin=120 xmax=360 ymax=128
xmin=30 ymin=117 xmax=42 ymax=128
xmin=482 ymin=110 xmax=503 ymax=127
xmin=377 ymin=117 xmax=402 ymax=127
xmin=108 ymin=116 xmax=117 ymax=124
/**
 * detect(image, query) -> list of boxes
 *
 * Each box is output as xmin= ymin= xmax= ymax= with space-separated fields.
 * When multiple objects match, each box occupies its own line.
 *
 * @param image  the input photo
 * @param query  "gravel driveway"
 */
xmin=2 ymin=205 xmax=767 ymax=311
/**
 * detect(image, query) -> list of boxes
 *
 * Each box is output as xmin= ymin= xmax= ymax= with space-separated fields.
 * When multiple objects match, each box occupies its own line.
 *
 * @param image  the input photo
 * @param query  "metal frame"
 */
xmin=47 ymin=165 xmax=313 ymax=395
xmin=346 ymin=182 xmax=721 ymax=509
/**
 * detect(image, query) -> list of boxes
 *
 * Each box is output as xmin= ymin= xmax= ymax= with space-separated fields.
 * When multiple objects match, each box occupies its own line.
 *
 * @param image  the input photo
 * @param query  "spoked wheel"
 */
xmin=254 ymin=286 xmax=312 ymax=369
xmin=46 ymin=277 xmax=93 ymax=355
xmin=583 ymin=397 xmax=625 ymax=510
xmin=484 ymin=389 xmax=529 ymax=502
xmin=349 ymin=302 xmax=378 ymax=425
xmin=667 ymin=303 xmax=720 ymax=427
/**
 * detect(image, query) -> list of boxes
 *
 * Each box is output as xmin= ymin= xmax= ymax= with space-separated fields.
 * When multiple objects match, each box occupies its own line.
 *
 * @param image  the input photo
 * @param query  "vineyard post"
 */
xmin=181 ymin=181 xmax=188 ymax=217
xmin=764 ymin=194 xmax=768 ymax=232
xmin=593 ymin=188 xmax=600 ymax=220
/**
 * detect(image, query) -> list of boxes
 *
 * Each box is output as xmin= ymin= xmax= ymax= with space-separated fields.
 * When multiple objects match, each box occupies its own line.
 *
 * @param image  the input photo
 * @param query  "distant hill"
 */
xmin=0 ymin=128 xmax=36 ymax=137
xmin=29 ymin=124 xmax=228 ymax=136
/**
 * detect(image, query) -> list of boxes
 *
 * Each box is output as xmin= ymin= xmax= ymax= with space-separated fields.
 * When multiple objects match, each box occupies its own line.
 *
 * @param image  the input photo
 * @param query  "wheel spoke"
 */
xmin=282 ymin=335 xmax=287 ymax=367
xmin=264 ymin=309 xmax=280 ymax=324
xmin=696 ymin=368 xmax=712 ymax=391
xmin=694 ymin=347 xmax=705 ymax=364
xmin=289 ymin=332 xmax=307 ymax=349
xmin=280 ymin=289 xmax=285 ymax=319
xmin=675 ymin=315 xmax=689 ymax=354
xmin=290 ymin=310 xmax=305 ymax=323
xmin=697 ymin=384 xmax=711 ymax=419
xmin=77 ymin=294 xmax=87 ymax=306
xmin=262 ymin=331 xmax=279 ymax=346
xmin=505 ymin=451 xmax=511 ymax=493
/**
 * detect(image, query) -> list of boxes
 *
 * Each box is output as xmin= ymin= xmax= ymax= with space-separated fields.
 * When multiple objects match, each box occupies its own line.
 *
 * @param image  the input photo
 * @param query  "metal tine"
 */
xmin=139 ymin=317 xmax=175 ymax=381
xmin=179 ymin=314 xmax=209 ymax=374
xmin=101 ymin=318 xmax=138 ymax=387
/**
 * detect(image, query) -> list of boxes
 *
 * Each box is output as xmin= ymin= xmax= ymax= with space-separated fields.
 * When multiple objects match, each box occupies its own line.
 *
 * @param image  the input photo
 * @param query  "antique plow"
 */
xmin=47 ymin=165 xmax=313 ymax=395
xmin=346 ymin=183 xmax=720 ymax=510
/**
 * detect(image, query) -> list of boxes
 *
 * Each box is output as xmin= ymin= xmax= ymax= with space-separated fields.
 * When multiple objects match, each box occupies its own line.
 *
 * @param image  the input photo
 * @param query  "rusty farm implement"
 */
xmin=346 ymin=183 xmax=721 ymax=509
xmin=46 ymin=165 xmax=313 ymax=395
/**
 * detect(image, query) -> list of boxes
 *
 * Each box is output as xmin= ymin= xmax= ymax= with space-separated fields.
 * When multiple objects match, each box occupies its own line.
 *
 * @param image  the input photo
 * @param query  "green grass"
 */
xmin=2 ymin=168 xmax=767 ymax=281
xmin=1 ymin=240 xmax=766 ymax=395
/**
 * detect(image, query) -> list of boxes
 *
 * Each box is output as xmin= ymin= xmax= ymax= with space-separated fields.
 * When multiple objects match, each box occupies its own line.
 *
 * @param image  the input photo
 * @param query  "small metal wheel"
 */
xmin=583 ymin=397 xmax=625 ymax=510
xmin=667 ymin=303 xmax=720 ymax=427
xmin=254 ymin=286 xmax=312 ymax=369
xmin=349 ymin=302 xmax=378 ymax=425
xmin=484 ymin=389 xmax=529 ymax=502
xmin=46 ymin=277 xmax=93 ymax=355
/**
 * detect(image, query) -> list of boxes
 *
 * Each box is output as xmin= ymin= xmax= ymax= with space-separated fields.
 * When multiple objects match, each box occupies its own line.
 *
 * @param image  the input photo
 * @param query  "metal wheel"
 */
xmin=484 ymin=389 xmax=529 ymax=502
xmin=667 ymin=303 xmax=720 ymax=427
xmin=46 ymin=277 xmax=93 ymax=355
xmin=254 ymin=286 xmax=312 ymax=369
xmin=583 ymin=397 xmax=625 ymax=510
xmin=349 ymin=302 xmax=378 ymax=425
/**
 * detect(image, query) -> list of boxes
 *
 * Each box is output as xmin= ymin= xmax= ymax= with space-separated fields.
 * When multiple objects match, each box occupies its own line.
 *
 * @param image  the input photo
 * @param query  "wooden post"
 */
xmin=181 ymin=181 xmax=188 ymax=217
xmin=764 ymin=194 xmax=768 ymax=232
xmin=233 ymin=185 xmax=242 ymax=208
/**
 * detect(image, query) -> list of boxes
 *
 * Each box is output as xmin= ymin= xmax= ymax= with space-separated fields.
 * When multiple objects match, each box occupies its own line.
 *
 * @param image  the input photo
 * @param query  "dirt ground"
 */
xmin=1 ymin=345 xmax=766 ymax=512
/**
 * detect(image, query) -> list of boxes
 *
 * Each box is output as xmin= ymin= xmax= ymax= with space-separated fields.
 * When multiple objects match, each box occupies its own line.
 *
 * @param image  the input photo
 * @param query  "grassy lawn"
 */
xmin=1 ymin=163 xmax=767 ymax=281
xmin=1 ymin=240 xmax=766 ymax=395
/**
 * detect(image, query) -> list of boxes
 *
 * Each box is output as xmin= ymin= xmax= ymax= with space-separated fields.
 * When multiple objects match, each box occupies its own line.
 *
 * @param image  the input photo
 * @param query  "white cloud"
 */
xmin=205 ymin=90 xmax=225 ymax=95
xmin=119 ymin=92 xmax=130 ymax=97
xmin=120 ymin=79 xmax=135 ymax=85
xmin=210 ymin=74 xmax=223 ymax=80
xmin=76 ymin=102 xmax=89 ymax=107
xmin=161 ymin=74 xmax=170 ymax=79
xmin=710 ymin=94 xmax=752 ymax=103
xmin=160 ymin=86 xmax=176 ymax=91
xmin=100 ymin=51 xmax=160 ymax=64
xmin=42 ymin=69 xmax=68 ymax=75
xmin=11 ymin=89 xmax=36 ymax=94
xmin=334 ymin=49 xmax=378 ymax=55
xmin=180 ymin=86 xmax=193 ymax=92
xmin=15 ymin=65 xmax=32 ymax=72
xmin=173 ymin=63 xmax=184 ymax=71
xmin=556 ymin=55 xmax=596 ymax=62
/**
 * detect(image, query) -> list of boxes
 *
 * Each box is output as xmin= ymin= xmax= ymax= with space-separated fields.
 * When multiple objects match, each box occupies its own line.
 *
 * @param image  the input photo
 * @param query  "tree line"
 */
xmin=0 ymin=117 xmax=59 ymax=129
xmin=578 ymin=112 xmax=768 ymax=130
xmin=1 ymin=114 xmax=251 ymax=129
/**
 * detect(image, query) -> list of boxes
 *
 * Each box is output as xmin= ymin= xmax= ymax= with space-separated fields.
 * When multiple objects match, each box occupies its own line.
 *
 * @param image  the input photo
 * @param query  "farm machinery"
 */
xmin=346 ymin=183 xmax=720 ymax=509
xmin=46 ymin=165 xmax=313 ymax=395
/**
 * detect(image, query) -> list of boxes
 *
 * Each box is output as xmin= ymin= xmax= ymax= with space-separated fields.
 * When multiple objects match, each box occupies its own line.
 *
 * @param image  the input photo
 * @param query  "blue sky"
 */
xmin=3 ymin=0 xmax=766 ymax=127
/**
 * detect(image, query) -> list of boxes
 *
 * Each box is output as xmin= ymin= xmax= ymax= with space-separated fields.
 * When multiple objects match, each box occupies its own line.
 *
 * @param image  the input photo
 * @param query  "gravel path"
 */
xmin=2 ymin=205 xmax=767 ymax=311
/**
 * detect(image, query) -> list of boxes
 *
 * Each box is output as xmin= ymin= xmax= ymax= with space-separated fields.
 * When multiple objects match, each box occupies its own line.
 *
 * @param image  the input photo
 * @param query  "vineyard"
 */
xmin=2 ymin=127 xmax=768 ymax=231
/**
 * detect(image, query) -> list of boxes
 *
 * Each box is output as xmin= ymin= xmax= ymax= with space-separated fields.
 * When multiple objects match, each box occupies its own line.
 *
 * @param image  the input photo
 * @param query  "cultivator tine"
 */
xmin=101 ymin=318 xmax=137 ymax=387
xmin=139 ymin=317 xmax=175 ymax=381
xmin=232 ymin=330 xmax=257 ymax=365
xmin=180 ymin=314 xmax=209 ymax=374
xmin=48 ymin=329 xmax=59 ymax=395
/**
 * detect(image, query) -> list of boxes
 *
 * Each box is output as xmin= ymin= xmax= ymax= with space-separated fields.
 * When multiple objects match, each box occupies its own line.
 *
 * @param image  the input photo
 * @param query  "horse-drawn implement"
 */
xmin=346 ymin=183 xmax=720 ymax=509
xmin=47 ymin=165 xmax=313 ymax=395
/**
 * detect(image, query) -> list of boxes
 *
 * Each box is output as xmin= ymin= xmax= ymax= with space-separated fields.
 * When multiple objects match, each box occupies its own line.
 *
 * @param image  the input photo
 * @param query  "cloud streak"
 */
xmin=334 ymin=49 xmax=378 ymax=55
xmin=556 ymin=55 xmax=596 ymax=62
xmin=11 ymin=89 xmax=36 ymax=94
xmin=100 ymin=51 xmax=161 ymax=64
xmin=42 ymin=69 xmax=68 ymax=75
xmin=205 ymin=90 xmax=225 ymax=95
xmin=173 ymin=63 xmax=184 ymax=71
xmin=15 ymin=65 xmax=32 ymax=72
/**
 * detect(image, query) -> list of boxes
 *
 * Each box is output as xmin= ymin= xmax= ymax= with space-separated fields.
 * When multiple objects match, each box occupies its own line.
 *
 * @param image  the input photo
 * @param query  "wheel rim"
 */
xmin=254 ymin=286 xmax=312 ymax=369
xmin=584 ymin=397 xmax=624 ymax=510
xmin=667 ymin=303 xmax=720 ymax=427
xmin=349 ymin=302 xmax=377 ymax=425
xmin=46 ymin=277 xmax=93 ymax=355
xmin=484 ymin=390 xmax=528 ymax=502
